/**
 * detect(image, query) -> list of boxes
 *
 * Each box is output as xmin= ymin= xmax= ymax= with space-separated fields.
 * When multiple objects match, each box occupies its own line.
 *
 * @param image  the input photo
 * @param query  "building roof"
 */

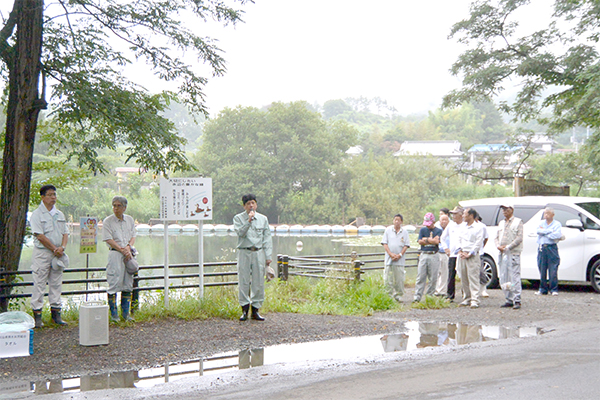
xmin=115 ymin=167 xmax=145 ymax=174
xmin=393 ymin=140 xmax=463 ymax=158
xmin=345 ymin=145 xmax=364 ymax=155
xmin=468 ymin=144 xmax=522 ymax=153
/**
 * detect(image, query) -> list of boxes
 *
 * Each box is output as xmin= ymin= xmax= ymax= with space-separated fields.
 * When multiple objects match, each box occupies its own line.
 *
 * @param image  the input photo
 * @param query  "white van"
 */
xmin=459 ymin=196 xmax=600 ymax=293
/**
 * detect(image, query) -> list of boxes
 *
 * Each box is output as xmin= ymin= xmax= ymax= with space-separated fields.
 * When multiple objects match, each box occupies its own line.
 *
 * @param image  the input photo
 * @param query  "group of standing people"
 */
xmin=29 ymin=184 xmax=563 ymax=326
xmin=381 ymin=204 xmax=563 ymax=309
xmin=30 ymin=185 xmax=138 ymax=327
xmin=29 ymin=188 xmax=273 ymax=327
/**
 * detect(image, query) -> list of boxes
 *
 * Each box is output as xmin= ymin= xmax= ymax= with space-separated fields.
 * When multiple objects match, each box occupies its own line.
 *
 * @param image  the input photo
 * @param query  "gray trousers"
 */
xmin=237 ymin=249 xmax=265 ymax=308
xmin=414 ymin=253 xmax=439 ymax=301
xmin=384 ymin=263 xmax=405 ymax=300
xmin=107 ymin=250 xmax=133 ymax=294
xmin=499 ymin=252 xmax=522 ymax=303
xmin=31 ymin=247 xmax=64 ymax=310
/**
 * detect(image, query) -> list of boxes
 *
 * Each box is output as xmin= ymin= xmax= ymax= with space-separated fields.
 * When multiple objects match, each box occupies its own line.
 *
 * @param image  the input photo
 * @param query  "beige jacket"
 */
xmin=495 ymin=216 xmax=524 ymax=253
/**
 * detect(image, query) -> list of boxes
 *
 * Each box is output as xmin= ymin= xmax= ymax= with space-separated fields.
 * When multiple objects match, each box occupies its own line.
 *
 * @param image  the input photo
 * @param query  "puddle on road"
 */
xmin=1 ymin=321 xmax=541 ymax=396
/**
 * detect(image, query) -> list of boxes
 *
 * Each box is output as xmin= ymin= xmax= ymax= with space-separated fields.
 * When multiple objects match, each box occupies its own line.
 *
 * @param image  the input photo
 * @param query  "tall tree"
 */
xmin=0 ymin=0 xmax=249 ymax=311
xmin=444 ymin=0 xmax=600 ymax=136
xmin=195 ymin=101 xmax=358 ymax=223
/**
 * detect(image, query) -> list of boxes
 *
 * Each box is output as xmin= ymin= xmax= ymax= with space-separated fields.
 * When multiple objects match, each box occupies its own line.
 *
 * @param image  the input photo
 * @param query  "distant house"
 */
xmin=466 ymin=143 xmax=523 ymax=172
xmin=393 ymin=140 xmax=463 ymax=161
xmin=345 ymin=145 xmax=364 ymax=156
xmin=115 ymin=167 xmax=146 ymax=181
xmin=529 ymin=134 xmax=555 ymax=154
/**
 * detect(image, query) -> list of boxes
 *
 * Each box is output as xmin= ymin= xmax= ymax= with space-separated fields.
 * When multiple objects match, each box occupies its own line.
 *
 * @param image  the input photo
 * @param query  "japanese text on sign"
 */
xmin=159 ymin=178 xmax=213 ymax=220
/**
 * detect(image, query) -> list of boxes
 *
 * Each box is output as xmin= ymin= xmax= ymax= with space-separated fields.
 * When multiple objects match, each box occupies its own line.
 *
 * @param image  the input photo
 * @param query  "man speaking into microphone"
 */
xmin=233 ymin=194 xmax=273 ymax=321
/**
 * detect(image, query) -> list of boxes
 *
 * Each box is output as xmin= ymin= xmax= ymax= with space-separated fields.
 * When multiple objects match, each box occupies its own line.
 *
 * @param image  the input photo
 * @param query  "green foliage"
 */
xmin=445 ymin=0 xmax=600 ymax=163
xmin=3 ymin=0 xmax=249 ymax=175
xmin=194 ymin=102 xmax=359 ymax=223
xmin=322 ymin=99 xmax=353 ymax=120
xmin=265 ymin=276 xmax=402 ymax=316
xmin=28 ymin=159 xmax=91 ymax=207
xmin=528 ymin=150 xmax=599 ymax=196
xmin=411 ymin=295 xmax=451 ymax=310
xmin=57 ymin=186 xmax=160 ymax=223
xmin=281 ymin=187 xmax=344 ymax=224
xmin=343 ymin=154 xmax=460 ymax=225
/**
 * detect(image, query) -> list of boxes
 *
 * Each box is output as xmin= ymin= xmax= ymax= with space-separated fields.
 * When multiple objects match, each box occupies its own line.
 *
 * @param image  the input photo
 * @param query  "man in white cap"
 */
xmin=29 ymin=184 xmax=70 ymax=328
xmin=495 ymin=204 xmax=524 ymax=309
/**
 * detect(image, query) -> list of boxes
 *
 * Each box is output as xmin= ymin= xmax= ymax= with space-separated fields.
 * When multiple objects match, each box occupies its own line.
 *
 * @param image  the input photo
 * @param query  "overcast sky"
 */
xmin=0 ymin=0 xmax=554 ymax=117
xmin=196 ymin=0 xmax=557 ymax=117
xmin=199 ymin=0 xmax=472 ymax=116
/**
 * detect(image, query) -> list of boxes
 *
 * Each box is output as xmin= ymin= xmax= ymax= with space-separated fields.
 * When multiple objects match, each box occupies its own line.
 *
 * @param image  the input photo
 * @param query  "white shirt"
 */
xmin=381 ymin=226 xmax=410 ymax=266
xmin=440 ymin=220 xmax=465 ymax=258
xmin=479 ymin=223 xmax=489 ymax=256
xmin=458 ymin=220 xmax=485 ymax=255
xmin=30 ymin=202 xmax=69 ymax=249
xmin=102 ymin=214 xmax=136 ymax=248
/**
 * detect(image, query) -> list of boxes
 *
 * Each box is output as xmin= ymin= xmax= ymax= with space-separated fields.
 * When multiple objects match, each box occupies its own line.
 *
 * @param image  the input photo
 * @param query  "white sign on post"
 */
xmin=159 ymin=177 xmax=213 ymax=220
xmin=159 ymin=177 xmax=212 ymax=307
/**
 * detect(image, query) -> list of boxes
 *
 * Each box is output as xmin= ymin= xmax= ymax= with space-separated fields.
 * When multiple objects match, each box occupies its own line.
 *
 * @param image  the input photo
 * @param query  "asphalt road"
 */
xmin=12 ymin=318 xmax=599 ymax=400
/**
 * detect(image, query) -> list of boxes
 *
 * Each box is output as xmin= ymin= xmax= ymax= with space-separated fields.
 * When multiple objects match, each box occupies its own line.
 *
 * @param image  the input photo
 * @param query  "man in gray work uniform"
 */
xmin=233 ymin=194 xmax=273 ymax=321
xmin=30 ymin=184 xmax=70 ymax=328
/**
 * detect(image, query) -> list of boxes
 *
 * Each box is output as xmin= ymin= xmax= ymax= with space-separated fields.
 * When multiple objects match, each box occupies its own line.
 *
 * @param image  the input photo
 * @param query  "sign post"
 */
xmin=80 ymin=217 xmax=99 ymax=301
xmin=160 ymin=178 xmax=213 ymax=307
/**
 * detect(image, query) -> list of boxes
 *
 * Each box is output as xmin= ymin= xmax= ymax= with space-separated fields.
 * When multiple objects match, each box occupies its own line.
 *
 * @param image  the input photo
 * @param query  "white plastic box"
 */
xmin=79 ymin=301 xmax=109 ymax=346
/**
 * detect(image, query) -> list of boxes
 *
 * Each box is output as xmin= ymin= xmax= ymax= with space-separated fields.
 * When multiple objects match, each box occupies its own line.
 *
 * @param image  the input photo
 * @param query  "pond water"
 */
xmin=19 ymin=231 xmax=391 ymax=271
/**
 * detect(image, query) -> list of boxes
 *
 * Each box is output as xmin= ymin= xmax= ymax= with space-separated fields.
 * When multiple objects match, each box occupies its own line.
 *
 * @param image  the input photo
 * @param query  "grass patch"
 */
xmin=411 ymin=295 xmax=451 ymax=310
xmin=18 ymin=275 xmax=412 ymax=326
xmin=265 ymin=275 xmax=404 ymax=316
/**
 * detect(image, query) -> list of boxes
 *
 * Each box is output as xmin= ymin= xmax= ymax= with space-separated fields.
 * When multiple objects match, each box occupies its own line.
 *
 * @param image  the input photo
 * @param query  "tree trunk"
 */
xmin=0 ymin=0 xmax=45 ymax=312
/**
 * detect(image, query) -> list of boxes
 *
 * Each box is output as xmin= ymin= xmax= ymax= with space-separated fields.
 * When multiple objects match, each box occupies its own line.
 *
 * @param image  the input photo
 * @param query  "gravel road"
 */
xmin=1 ymin=284 xmax=598 ymax=385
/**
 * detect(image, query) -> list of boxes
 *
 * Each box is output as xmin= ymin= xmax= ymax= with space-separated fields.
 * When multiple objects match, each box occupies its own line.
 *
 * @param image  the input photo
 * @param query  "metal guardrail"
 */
xmin=278 ymin=249 xmax=420 ymax=282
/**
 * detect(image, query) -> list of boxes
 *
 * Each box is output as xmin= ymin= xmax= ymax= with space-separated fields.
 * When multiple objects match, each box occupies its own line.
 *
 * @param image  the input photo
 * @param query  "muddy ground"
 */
xmin=1 ymin=285 xmax=598 ymax=384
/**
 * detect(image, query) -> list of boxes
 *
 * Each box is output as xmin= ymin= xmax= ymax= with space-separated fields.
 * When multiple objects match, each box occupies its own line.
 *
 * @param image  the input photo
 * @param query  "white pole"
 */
xmin=199 ymin=220 xmax=204 ymax=298
xmin=164 ymin=223 xmax=169 ymax=308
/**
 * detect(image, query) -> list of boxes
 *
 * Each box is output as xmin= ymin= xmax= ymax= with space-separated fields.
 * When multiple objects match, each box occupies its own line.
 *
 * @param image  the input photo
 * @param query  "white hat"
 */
xmin=51 ymin=254 xmax=70 ymax=271
xmin=125 ymin=258 xmax=139 ymax=274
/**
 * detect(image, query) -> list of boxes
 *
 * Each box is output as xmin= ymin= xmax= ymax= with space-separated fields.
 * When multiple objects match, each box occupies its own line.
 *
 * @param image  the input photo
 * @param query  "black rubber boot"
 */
xmin=239 ymin=304 xmax=250 ymax=321
xmin=121 ymin=292 xmax=134 ymax=322
xmin=50 ymin=307 xmax=68 ymax=326
xmin=108 ymin=293 xmax=120 ymax=322
xmin=251 ymin=306 xmax=265 ymax=321
xmin=33 ymin=309 xmax=44 ymax=329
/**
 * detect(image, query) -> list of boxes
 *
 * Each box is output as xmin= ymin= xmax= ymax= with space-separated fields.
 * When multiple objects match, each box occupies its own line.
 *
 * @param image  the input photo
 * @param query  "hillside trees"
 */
xmin=194 ymin=101 xmax=358 ymax=223
xmin=0 ymin=0 xmax=249 ymax=311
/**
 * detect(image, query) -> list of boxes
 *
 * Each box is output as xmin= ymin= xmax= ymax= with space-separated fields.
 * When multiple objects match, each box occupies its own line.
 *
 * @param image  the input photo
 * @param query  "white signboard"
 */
xmin=160 ymin=177 xmax=212 ymax=220
xmin=0 ymin=330 xmax=33 ymax=358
